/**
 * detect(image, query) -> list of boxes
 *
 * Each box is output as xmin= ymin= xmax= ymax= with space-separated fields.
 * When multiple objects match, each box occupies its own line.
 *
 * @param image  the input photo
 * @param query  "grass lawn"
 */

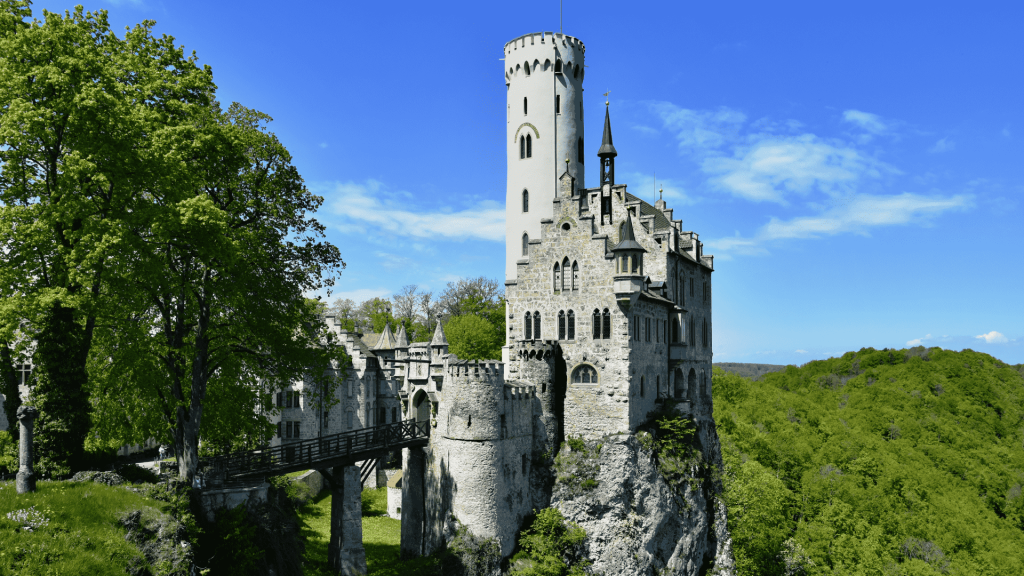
xmin=0 ymin=480 xmax=161 ymax=575
xmin=298 ymin=486 xmax=439 ymax=576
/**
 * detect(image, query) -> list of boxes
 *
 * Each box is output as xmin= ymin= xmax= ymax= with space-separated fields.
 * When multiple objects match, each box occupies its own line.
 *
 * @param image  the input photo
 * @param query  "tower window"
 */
xmin=640 ymin=376 xmax=645 ymax=397
xmin=556 ymin=95 xmax=561 ymax=114
xmin=553 ymin=262 xmax=561 ymax=292
xmin=592 ymin=309 xmax=601 ymax=340
xmin=572 ymin=365 xmax=597 ymax=384
xmin=573 ymin=64 xmax=579 ymax=78
xmin=533 ymin=311 xmax=541 ymax=340
xmin=522 ymin=233 xmax=529 ymax=257
xmin=524 ymin=312 xmax=532 ymax=340
xmin=558 ymin=310 xmax=565 ymax=340
xmin=577 ymin=137 xmax=584 ymax=164
xmin=561 ymin=257 xmax=570 ymax=291
xmin=602 ymin=308 xmax=611 ymax=339
xmin=555 ymin=60 xmax=562 ymax=74
xmin=526 ymin=134 xmax=532 ymax=158
xmin=571 ymin=261 xmax=579 ymax=290
xmin=567 ymin=310 xmax=575 ymax=340
xmin=522 ymin=189 xmax=529 ymax=212
xmin=524 ymin=97 xmax=528 ymax=115
xmin=520 ymin=136 xmax=525 ymax=159
xmin=524 ymin=61 xmax=530 ymax=76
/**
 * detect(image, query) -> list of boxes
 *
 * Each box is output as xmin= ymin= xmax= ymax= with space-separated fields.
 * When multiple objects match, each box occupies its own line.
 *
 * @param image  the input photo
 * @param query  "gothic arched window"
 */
xmin=602 ymin=309 xmax=611 ymax=340
xmin=522 ymin=189 xmax=529 ymax=212
xmin=520 ymin=136 xmax=525 ymax=159
xmin=561 ymin=257 xmax=570 ymax=291
xmin=553 ymin=262 xmax=561 ymax=292
xmin=526 ymin=134 xmax=532 ymax=158
xmin=592 ymin=309 xmax=601 ymax=339
xmin=558 ymin=310 xmax=566 ymax=340
xmin=533 ymin=311 xmax=541 ymax=340
xmin=524 ymin=61 xmax=531 ymax=76
xmin=524 ymin=312 xmax=532 ymax=340
xmin=577 ymin=137 xmax=584 ymax=164
xmin=567 ymin=310 xmax=575 ymax=340
xmin=522 ymin=233 xmax=529 ymax=256
xmin=572 ymin=364 xmax=597 ymax=384
xmin=571 ymin=261 xmax=579 ymax=290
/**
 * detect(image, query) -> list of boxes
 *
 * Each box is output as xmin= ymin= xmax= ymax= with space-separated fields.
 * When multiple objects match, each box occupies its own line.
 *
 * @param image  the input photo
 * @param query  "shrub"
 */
xmin=0 ymin=431 xmax=16 ymax=474
xmin=510 ymin=508 xmax=589 ymax=576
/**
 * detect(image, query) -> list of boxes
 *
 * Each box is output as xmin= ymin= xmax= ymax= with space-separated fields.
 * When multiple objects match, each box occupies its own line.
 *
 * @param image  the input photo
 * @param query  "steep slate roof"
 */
xmin=395 ymin=324 xmax=409 ymax=348
xmin=611 ymin=212 xmax=646 ymax=252
xmin=598 ymin=105 xmax=618 ymax=158
xmin=373 ymin=322 xmax=397 ymax=350
xmin=624 ymin=192 xmax=673 ymax=232
xmin=430 ymin=320 xmax=448 ymax=346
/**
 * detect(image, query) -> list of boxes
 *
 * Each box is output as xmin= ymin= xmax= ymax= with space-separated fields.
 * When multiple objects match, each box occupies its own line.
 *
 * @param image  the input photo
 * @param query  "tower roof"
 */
xmin=395 ymin=323 xmax=409 ymax=348
xmin=598 ymin=105 xmax=618 ymax=158
xmin=430 ymin=318 xmax=448 ymax=347
xmin=611 ymin=212 xmax=646 ymax=252
xmin=373 ymin=322 xmax=397 ymax=350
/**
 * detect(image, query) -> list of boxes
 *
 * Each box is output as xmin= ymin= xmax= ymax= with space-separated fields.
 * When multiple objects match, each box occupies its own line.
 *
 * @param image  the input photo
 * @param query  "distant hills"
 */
xmin=713 ymin=346 xmax=1024 ymax=575
xmin=714 ymin=362 xmax=788 ymax=381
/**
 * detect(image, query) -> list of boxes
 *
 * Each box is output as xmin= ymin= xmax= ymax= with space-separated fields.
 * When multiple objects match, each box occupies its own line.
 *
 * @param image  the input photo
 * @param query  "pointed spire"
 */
xmin=598 ymin=104 xmax=617 ymax=158
xmin=373 ymin=321 xmax=397 ymax=350
xmin=395 ymin=323 xmax=409 ymax=348
xmin=611 ymin=211 xmax=646 ymax=252
xmin=430 ymin=316 xmax=448 ymax=347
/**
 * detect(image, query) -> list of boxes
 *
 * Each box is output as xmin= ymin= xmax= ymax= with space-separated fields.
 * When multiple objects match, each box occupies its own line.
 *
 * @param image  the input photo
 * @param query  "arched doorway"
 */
xmin=412 ymin=390 xmax=430 ymax=423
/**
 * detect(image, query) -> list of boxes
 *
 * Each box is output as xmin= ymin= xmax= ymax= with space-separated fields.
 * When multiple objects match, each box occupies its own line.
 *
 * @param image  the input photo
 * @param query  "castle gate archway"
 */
xmin=412 ymin=390 xmax=430 ymax=423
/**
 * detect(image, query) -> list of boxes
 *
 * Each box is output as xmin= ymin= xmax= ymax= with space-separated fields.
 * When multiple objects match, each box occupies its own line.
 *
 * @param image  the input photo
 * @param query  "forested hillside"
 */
xmin=713 ymin=347 xmax=1024 ymax=576
xmin=714 ymin=362 xmax=788 ymax=381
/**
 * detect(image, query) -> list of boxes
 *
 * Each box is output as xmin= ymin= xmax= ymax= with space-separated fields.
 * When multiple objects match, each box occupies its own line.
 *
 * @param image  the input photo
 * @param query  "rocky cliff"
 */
xmin=550 ymin=422 xmax=734 ymax=576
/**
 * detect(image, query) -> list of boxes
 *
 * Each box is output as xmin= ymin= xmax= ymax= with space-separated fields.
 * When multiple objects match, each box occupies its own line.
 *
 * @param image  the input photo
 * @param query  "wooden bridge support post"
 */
xmin=400 ymin=446 xmax=426 ymax=558
xmin=327 ymin=465 xmax=367 ymax=575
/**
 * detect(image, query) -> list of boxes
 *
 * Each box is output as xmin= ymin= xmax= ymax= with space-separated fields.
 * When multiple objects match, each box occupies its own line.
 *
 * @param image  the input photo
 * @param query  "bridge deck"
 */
xmin=200 ymin=419 xmax=429 ymax=480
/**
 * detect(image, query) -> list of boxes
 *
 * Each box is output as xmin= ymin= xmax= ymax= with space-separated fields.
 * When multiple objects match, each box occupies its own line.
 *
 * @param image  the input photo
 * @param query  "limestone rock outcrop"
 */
xmin=551 ymin=432 xmax=734 ymax=576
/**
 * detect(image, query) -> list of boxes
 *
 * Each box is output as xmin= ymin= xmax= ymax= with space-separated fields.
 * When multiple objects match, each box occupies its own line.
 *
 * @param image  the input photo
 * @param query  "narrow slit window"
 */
xmin=520 ymin=136 xmax=525 ymax=159
xmin=524 ymin=96 xmax=528 ymax=115
xmin=525 ymin=312 xmax=532 ymax=340
xmin=556 ymin=95 xmax=561 ymax=114
xmin=526 ymin=134 xmax=532 ymax=157
xmin=577 ymin=138 xmax=584 ymax=164
xmin=522 ymin=189 xmax=529 ymax=212
xmin=592 ymin=309 xmax=601 ymax=339
xmin=558 ymin=310 xmax=566 ymax=340
xmin=602 ymin=309 xmax=611 ymax=340
xmin=567 ymin=310 xmax=575 ymax=340
xmin=522 ymin=233 xmax=529 ymax=256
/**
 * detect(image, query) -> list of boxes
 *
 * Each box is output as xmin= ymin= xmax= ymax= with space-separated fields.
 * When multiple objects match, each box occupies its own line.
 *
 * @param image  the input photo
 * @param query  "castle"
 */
xmin=274 ymin=30 xmax=718 ymax=558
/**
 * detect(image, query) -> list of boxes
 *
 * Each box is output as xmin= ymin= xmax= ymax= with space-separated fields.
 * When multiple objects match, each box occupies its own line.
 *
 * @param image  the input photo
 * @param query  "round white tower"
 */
xmin=504 ymin=32 xmax=586 ymax=280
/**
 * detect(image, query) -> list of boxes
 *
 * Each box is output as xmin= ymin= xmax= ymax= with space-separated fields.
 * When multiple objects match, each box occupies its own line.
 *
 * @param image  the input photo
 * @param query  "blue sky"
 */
xmin=32 ymin=0 xmax=1024 ymax=364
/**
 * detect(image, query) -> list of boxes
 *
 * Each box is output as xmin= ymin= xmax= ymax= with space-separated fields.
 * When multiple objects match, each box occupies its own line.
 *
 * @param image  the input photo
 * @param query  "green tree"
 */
xmin=88 ymin=103 xmax=345 ymax=480
xmin=445 ymin=314 xmax=502 ymax=361
xmin=0 ymin=5 xmax=215 ymax=474
xmin=510 ymin=508 xmax=589 ymax=576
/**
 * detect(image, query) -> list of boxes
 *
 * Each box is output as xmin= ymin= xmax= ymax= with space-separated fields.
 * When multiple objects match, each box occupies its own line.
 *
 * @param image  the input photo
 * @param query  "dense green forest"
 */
xmin=714 ymin=347 xmax=1024 ymax=576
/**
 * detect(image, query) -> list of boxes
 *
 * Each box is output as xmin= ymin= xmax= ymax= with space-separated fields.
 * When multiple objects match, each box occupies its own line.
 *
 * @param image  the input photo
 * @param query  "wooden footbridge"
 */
xmin=198 ymin=419 xmax=431 ymax=576
xmin=199 ymin=419 xmax=429 ymax=481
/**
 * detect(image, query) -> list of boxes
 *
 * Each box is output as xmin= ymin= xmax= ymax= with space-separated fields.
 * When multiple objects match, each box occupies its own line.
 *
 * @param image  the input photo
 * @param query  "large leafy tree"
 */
xmin=0 ymin=4 xmax=215 ymax=473
xmin=88 ymin=103 xmax=346 ymax=481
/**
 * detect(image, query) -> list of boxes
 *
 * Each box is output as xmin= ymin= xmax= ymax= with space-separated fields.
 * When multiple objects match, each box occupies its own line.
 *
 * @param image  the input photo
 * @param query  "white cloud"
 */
xmin=705 ymin=192 xmax=973 ymax=256
xmin=319 ymin=142 xmax=328 ymax=149
xmin=320 ymin=180 xmax=505 ymax=242
xmin=795 ymin=349 xmax=808 ymax=354
xmin=328 ymin=287 xmax=392 ymax=302
xmin=621 ymin=172 xmax=693 ymax=206
xmin=907 ymin=334 xmax=932 ymax=346
xmin=649 ymin=102 xmax=896 ymax=205
xmin=842 ymin=110 xmax=889 ymax=135
xmin=928 ymin=137 xmax=955 ymax=153
xmin=975 ymin=331 xmax=1008 ymax=344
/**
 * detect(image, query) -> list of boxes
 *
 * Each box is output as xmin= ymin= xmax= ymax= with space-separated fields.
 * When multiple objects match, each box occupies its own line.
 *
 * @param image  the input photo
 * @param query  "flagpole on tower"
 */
xmin=560 ymin=0 xmax=563 ymax=34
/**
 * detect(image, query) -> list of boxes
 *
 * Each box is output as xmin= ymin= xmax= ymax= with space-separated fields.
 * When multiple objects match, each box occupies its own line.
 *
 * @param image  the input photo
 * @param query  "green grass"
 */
xmin=298 ymin=486 xmax=439 ymax=575
xmin=285 ymin=469 xmax=311 ymax=478
xmin=0 ymin=480 xmax=161 ymax=575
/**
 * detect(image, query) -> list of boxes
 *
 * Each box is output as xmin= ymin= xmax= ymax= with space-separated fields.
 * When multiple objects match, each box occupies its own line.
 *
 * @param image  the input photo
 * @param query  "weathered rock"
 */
xmin=551 ymin=434 xmax=734 ymax=576
xmin=71 ymin=470 xmax=126 ymax=486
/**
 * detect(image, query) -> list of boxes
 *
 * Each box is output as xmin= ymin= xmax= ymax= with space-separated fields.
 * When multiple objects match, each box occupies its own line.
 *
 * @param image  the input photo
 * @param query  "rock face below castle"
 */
xmin=552 ymin=431 xmax=734 ymax=576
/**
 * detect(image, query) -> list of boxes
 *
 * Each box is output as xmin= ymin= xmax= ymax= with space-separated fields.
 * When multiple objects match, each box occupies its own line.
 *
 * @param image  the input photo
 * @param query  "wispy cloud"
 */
xmin=795 ymin=349 xmax=808 ymax=354
xmin=842 ymin=110 xmax=889 ymax=135
xmin=706 ymin=192 xmax=973 ymax=256
xmin=975 ymin=331 xmax=1008 ymax=344
xmin=928 ymin=137 xmax=955 ymax=153
xmin=318 ymin=180 xmax=505 ymax=242
xmin=622 ymin=171 xmax=693 ymax=206
xmin=649 ymin=102 xmax=896 ymax=204
xmin=907 ymin=334 xmax=932 ymax=346
xmin=319 ymin=142 xmax=329 ymax=149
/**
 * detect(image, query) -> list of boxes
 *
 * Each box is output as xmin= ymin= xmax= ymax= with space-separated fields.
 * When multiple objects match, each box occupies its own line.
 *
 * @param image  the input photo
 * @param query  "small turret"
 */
xmin=598 ymin=103 xmax=617 ymax=187
xmin=612 ymin=212 xmax=646 ymax=295
xmin=395 ymin=324 xmax=410 ymax=349
xmin=373 ymin=322 xmax=397 ymax=350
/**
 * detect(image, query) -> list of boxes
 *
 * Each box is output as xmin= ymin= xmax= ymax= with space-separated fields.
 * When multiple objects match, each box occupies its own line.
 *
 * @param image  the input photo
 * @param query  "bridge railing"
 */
xmin=200 ymin=419 xmax=430 ymax=479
